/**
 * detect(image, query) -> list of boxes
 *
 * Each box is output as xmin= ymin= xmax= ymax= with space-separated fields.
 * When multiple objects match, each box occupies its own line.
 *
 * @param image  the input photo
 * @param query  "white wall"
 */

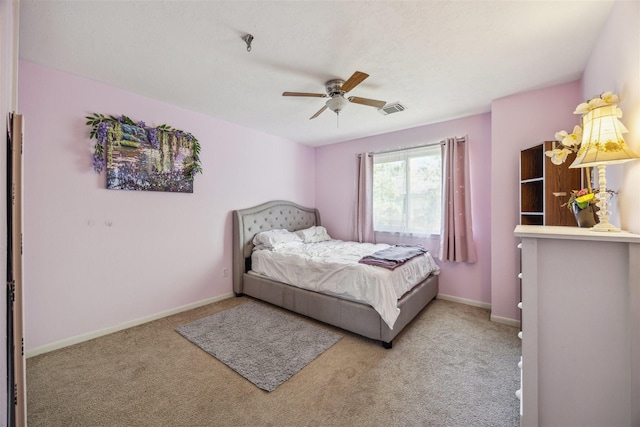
xmin=19 ymin=61 xmax=316 ymax=353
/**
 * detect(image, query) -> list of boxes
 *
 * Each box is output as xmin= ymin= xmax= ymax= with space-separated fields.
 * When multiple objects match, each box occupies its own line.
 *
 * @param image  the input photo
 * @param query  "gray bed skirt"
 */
xmin=241 ymin=271 xmax=438 ymax=346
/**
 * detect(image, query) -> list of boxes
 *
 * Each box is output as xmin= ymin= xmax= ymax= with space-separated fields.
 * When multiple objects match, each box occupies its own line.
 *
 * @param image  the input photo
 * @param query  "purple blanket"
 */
xmin=359 ymin=245 xmax=427 ymax=270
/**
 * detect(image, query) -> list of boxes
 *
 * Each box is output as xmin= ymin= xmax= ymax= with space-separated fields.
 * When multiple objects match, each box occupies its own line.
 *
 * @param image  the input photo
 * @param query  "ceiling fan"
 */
xmin=282 ymin=71 xmax=387 ymax=120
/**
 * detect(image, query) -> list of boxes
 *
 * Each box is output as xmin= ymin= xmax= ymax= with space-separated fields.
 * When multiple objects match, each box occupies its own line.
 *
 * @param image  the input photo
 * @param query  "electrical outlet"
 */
xmin=223 ymin=268 xmax=228 ymax=277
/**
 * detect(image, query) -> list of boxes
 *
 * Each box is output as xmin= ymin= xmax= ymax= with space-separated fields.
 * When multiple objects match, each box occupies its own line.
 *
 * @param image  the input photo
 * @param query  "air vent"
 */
xmin=379 ymin=102 xmax=407 ymax=115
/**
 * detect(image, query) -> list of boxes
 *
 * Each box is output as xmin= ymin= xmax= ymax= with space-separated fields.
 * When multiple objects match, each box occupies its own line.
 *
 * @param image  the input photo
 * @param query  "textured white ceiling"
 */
xmin=18 ymin=0 xmax=615 ymax=147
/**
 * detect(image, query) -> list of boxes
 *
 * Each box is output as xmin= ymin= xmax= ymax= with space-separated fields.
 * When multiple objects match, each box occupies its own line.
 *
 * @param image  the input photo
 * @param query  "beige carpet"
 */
xmin=27 ymin=297 xmax=521 ymax=426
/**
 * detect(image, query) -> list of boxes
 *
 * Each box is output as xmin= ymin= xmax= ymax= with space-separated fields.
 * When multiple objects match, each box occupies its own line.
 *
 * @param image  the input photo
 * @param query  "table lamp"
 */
xmin=569 ymin=104 xmax=639 ymax=231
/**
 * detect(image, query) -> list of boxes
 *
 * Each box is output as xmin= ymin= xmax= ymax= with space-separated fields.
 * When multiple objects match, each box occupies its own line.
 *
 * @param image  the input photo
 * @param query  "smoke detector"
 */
xmin=379 ymin=102 xmax=407 ymax=115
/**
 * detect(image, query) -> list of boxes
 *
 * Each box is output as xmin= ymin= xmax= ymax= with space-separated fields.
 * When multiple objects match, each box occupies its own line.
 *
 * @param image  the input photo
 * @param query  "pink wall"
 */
xmin=582 ymin=0 xmax=640 ymax=234
xmin=581 ymin=3 xmax=640 ymax=417
xmin=489 ymin=0 xmax=640 ymax=322
xmin=490 ymin=81 xmax=582 ymax=321
xmin=19 ymin=60 xmax=316 ymax=351
xmin=315 ymin=114 xmax=493 ymax=306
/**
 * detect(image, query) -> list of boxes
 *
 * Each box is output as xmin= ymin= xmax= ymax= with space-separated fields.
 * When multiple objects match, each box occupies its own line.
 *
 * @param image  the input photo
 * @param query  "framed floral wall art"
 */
xmin=86 ymin=114 xmax=202 ymax=193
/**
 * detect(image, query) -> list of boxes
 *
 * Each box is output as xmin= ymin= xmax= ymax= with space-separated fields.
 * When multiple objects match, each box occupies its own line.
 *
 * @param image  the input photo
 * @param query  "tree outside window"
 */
xmin=373 ymin=145 xmax=441 ymax=236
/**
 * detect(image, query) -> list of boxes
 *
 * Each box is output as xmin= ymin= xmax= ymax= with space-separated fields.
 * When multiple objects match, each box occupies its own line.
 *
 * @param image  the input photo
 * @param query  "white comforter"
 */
xmin=250 ymin=240 xmax=440 ymax=329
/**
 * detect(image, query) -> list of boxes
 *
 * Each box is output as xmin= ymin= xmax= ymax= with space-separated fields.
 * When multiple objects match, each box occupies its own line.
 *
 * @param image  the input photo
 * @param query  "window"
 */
xmin=372 ymin=145 xmax=442 ymax=236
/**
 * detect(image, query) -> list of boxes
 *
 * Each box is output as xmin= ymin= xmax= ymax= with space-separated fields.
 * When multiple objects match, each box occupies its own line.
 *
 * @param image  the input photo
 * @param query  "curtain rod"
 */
xmin=359 ymin=136 xmax=466 ymax=157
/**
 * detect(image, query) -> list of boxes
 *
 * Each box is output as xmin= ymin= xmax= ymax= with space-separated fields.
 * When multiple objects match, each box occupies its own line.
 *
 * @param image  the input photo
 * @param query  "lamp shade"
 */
xmin=570 ymin=105 xmax=639 ymax=168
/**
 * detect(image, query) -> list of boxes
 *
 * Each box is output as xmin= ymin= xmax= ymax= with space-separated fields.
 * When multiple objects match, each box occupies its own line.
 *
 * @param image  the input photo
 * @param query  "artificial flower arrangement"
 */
xmin=564 ymin=187 xmax=617 ymax=213
xmin=564 ymin=187 xmax=613 ymax=228
xmin=565 ymin=188 xmax=595 ymax=211
xmin=86 ymin=113 xmax=202 ymax=179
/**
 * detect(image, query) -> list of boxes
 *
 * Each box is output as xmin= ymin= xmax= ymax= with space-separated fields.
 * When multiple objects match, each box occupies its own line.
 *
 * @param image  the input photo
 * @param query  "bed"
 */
xmin=232 ymin=200 xmax=439 ymax=348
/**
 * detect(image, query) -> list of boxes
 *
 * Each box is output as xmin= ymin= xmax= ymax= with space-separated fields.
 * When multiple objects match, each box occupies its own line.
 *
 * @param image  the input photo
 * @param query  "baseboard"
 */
xmin=437 ymin=293 xmax=521 ymax=328
xmin=489 ymin=314 xmax=521 ymax=328
xmin=436 ymin=293 xmax=491 ymax=310
xmin=26 ymin=293 xmax=235 ymax=358
xmin=28 ymin=291 xmax=521 ymax=357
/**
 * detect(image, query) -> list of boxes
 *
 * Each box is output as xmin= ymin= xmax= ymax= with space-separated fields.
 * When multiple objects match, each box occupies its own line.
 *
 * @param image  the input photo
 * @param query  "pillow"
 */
xmin=295 ymin=226 xmax=332 ymax=243
xmin=252 ymin=229 xmax=302 ymax=250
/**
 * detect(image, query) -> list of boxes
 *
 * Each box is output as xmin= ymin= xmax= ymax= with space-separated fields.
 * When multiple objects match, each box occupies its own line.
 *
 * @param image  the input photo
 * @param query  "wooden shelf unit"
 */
xmin=519 ymin=141 xmax=581 ymax=226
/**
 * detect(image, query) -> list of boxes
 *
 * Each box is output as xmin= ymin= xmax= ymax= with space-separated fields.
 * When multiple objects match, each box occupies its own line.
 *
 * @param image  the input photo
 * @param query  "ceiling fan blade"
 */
xmin=283 ymin=92 xmax=327 ymax=98
xmin=309 ymin=105 xmax=328 ymax=120
xmin=348 ymin=96 xmax=386 ymax=109
xmin=340 ymin=71 xmax=369 ymax=93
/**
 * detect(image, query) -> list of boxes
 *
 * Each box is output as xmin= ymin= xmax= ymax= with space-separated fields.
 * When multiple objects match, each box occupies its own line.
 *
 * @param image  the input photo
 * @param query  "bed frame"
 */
xmin=232 ymin=200 xmax=438 ymax=348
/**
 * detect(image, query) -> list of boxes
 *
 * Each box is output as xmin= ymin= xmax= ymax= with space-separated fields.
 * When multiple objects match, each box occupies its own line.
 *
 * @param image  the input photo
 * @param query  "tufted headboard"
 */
xmin=232 ymin=200 xmax=321 ymax=294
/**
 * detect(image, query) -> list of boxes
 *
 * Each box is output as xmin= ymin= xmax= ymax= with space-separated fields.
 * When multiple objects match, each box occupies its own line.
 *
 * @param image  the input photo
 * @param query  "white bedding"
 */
xmin=250 ymin=240 xmax=440 ymax=329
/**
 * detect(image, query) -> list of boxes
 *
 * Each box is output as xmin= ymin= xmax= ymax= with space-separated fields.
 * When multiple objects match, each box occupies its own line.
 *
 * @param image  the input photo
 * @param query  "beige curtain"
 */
xmin=355 ymin=152 xmax=375 ymax=243
xmin=439 ymin=137 xmax=477 ymax=263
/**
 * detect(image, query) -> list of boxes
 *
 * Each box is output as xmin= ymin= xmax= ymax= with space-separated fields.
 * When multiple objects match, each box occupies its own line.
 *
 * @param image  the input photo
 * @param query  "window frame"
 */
xmin=372 ymin=144 xmax=442 ymax=237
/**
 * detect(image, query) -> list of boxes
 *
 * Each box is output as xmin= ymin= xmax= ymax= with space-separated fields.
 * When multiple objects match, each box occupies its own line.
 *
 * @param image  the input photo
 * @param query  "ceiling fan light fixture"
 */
xmin=326 ymin=96 xmax=348 ymax=114
xmin=282 ymin=71 xmax=386 ymax=123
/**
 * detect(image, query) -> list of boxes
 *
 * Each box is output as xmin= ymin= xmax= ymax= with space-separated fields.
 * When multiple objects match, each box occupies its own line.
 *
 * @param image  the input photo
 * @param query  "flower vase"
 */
xmin=572 ymin=204 xmax=597 ymax=228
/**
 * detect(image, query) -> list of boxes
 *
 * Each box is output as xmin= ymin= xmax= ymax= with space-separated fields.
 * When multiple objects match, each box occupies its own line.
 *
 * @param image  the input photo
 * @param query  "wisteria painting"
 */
xmin=86 ymin=114 xmax=202 ymax=193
